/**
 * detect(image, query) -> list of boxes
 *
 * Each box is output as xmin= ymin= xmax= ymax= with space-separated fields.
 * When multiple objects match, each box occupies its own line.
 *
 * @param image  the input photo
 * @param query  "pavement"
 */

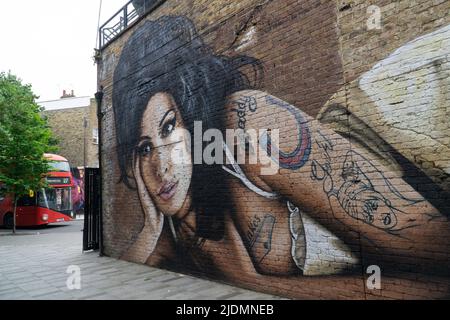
xmin=0 ymin=220 xmax=285 ymax=300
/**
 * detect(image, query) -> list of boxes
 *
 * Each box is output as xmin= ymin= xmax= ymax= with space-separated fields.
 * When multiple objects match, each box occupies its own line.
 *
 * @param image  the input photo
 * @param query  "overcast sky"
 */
xmin=0 ymin=0 xmax=127 ymax=102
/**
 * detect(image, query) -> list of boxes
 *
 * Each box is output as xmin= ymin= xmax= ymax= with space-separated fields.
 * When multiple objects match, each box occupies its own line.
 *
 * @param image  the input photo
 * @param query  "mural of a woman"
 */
xmin=112 ymin=16 xmax=450 ymax=282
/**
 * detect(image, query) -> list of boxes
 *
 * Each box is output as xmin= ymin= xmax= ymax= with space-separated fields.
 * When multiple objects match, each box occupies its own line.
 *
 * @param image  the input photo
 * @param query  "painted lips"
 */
xmin=157 ymin=181 xmax=178 ymax=201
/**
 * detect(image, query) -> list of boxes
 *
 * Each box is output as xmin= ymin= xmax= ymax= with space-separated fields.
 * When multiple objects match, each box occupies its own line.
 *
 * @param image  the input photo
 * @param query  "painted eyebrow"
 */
xmin=138 ymin=136 xmax=151 ymax=144
xmin=159 ymin=109 xmax=176 ymax=128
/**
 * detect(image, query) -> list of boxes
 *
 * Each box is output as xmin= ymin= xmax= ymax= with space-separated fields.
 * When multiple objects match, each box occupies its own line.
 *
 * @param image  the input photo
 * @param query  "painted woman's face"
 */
xmin=136 ymin=92 xmax=193 ymax=216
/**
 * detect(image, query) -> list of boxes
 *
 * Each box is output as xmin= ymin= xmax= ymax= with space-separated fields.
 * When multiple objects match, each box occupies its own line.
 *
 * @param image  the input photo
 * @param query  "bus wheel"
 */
xmin=3 ymin=213 xmax=14 ymax=229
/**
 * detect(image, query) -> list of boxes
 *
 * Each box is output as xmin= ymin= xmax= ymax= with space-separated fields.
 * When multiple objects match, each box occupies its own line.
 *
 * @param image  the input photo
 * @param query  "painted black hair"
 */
xmin=112 ymin=15 xmax=263 ymax=240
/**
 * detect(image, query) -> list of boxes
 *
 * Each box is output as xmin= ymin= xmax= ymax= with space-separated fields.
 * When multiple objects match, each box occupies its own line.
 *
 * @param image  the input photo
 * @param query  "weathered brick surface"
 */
xmin=97 ymin=0 xmax=450 ymax=299
xmin=43 ymin=99 xmax=99 ymax=168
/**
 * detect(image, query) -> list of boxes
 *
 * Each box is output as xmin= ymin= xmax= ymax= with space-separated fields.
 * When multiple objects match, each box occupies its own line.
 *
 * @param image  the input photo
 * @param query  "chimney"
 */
xmin=61 ymin=89 xmax=76 ymax=99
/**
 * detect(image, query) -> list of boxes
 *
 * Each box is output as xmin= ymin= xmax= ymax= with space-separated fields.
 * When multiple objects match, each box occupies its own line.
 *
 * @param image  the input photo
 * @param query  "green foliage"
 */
xmin=0 ymin=72 xmax=58 ymax=198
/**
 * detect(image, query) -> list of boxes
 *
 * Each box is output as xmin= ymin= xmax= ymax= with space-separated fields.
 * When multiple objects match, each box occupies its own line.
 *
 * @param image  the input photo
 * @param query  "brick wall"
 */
xmin=97 ymin=0 xmax=450 ymax=299
xmin=84 ymin=99 xmax=100 ymax=168
xmin=44 ymin=99 xmax=99 ymax=168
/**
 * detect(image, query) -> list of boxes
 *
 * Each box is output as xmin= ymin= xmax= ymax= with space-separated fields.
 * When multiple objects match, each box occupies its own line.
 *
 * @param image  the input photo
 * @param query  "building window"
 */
xmin=92 ymin=128 xmax=99 ymax=145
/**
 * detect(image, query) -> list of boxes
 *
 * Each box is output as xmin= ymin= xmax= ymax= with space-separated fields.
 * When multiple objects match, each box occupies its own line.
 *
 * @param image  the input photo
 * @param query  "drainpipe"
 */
xmin=94 ymin=87 xmax=104 ymax=257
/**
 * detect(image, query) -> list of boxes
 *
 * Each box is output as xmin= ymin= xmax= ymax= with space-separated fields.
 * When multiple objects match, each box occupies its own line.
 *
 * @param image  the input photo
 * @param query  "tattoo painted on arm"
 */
xmin=311 ymin=129 xmax=424 ymax=234
xmin=231 ymin=96 xmax=258 ymax=130
xmin=246 ymin=214 xmax=276 ymax=264
xmin=261 ymin=95 xmax=312 ymax=170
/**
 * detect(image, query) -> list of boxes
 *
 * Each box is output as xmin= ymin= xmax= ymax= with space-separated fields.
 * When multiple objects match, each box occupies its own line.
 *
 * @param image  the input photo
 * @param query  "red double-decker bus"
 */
xmin=0 ymin=154 xmax=74 ymax=228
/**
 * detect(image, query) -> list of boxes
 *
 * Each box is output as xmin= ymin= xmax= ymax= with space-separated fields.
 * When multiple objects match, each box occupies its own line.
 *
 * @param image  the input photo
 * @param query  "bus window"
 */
xmin=38 ymin=188 xmax=72 ymax=212
xmin=17 ymin=195 xmax=37 ymax=207
xmin=0 ymin=186 xmax=5 ymax=202
xmin=49 ymin=161 xmax=70 ymax=172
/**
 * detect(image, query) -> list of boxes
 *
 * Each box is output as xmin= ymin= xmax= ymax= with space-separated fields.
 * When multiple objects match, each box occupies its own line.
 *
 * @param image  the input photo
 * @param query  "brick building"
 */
xmin=96 ymin=0 xmax=450 ymax=299
xmin=39 ymin=94 xmax=99 ymax=168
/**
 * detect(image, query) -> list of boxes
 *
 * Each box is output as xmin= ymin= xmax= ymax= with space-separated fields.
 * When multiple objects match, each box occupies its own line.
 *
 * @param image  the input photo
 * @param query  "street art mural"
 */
xmin=109 ymin=15 xmax=450 ymax=298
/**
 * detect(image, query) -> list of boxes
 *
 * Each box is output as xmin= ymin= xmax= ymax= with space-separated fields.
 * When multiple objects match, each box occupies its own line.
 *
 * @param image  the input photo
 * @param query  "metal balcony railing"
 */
xmin=98 ymin=0 xmax=165 ymax=49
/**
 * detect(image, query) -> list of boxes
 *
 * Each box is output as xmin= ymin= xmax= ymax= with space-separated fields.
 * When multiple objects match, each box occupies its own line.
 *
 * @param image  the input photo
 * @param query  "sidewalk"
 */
xmin=0 ymin=225 xmax=286 ymax=300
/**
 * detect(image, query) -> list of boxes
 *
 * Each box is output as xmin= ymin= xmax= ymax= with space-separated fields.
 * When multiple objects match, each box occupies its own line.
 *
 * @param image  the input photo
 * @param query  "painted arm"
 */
xmin=173 ymin=211 xmax=450 ymax=299
xmin=224 ymin=90 xmax=450 ymax=272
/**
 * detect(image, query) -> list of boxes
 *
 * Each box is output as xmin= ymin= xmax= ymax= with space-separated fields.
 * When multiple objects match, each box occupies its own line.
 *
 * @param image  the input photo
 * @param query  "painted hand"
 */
xmin=120 ymin=154 xmax=164 ymax=263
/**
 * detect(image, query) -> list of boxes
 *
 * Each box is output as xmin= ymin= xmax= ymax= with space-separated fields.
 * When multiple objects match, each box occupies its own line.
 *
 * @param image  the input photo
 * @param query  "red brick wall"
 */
xmin=97 ymin=0 xmax=450 ymax=299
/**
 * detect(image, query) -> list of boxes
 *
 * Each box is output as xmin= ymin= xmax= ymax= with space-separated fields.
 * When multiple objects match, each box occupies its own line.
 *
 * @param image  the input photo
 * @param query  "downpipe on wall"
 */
xmin=95 ymin=87 xmax=104 ymax=257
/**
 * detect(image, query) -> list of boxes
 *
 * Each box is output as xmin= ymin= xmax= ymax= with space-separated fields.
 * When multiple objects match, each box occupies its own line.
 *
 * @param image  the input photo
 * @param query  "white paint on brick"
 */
xmin=359 ymin=23 xmax=450 ymax=175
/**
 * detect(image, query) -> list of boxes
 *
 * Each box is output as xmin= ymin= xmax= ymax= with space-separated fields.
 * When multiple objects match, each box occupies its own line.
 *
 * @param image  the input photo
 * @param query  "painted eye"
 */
xmin=138 ymin=143 xmax=152 ymax=157
xmin=161 ymin=118 xmax=176 ymax=138
xmin=383 ymin=214 xmax=392 ymax=226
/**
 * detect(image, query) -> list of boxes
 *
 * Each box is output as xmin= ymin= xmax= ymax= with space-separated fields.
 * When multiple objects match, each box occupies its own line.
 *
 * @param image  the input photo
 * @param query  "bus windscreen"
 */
xmin=48 ymin=161 xmax=71 ymax=172
xmin=38 ymin=188 xmax=72 ymax=213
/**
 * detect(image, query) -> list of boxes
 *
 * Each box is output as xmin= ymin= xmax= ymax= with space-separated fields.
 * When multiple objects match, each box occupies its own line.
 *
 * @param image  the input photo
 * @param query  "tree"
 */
xmin=0 ymin=72 xmax=57 ymax=233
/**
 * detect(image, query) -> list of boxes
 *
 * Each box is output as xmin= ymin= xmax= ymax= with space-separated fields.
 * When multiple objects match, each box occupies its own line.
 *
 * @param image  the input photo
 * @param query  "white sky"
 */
xmin=0 ymin=0 xmax=127 ymax=102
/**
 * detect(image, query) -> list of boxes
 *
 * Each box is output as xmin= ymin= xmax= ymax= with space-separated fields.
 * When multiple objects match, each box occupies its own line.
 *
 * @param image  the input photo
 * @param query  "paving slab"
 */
xmin=0 ymin=222 xmax=286 ymax=300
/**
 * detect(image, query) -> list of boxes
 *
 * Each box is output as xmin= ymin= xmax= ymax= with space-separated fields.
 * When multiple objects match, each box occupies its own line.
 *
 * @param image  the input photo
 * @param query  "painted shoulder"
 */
xmin=226 ymin=89 xmax=268 ymax=100
xmin=224 ymin=90 xmax=283 ymax=131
